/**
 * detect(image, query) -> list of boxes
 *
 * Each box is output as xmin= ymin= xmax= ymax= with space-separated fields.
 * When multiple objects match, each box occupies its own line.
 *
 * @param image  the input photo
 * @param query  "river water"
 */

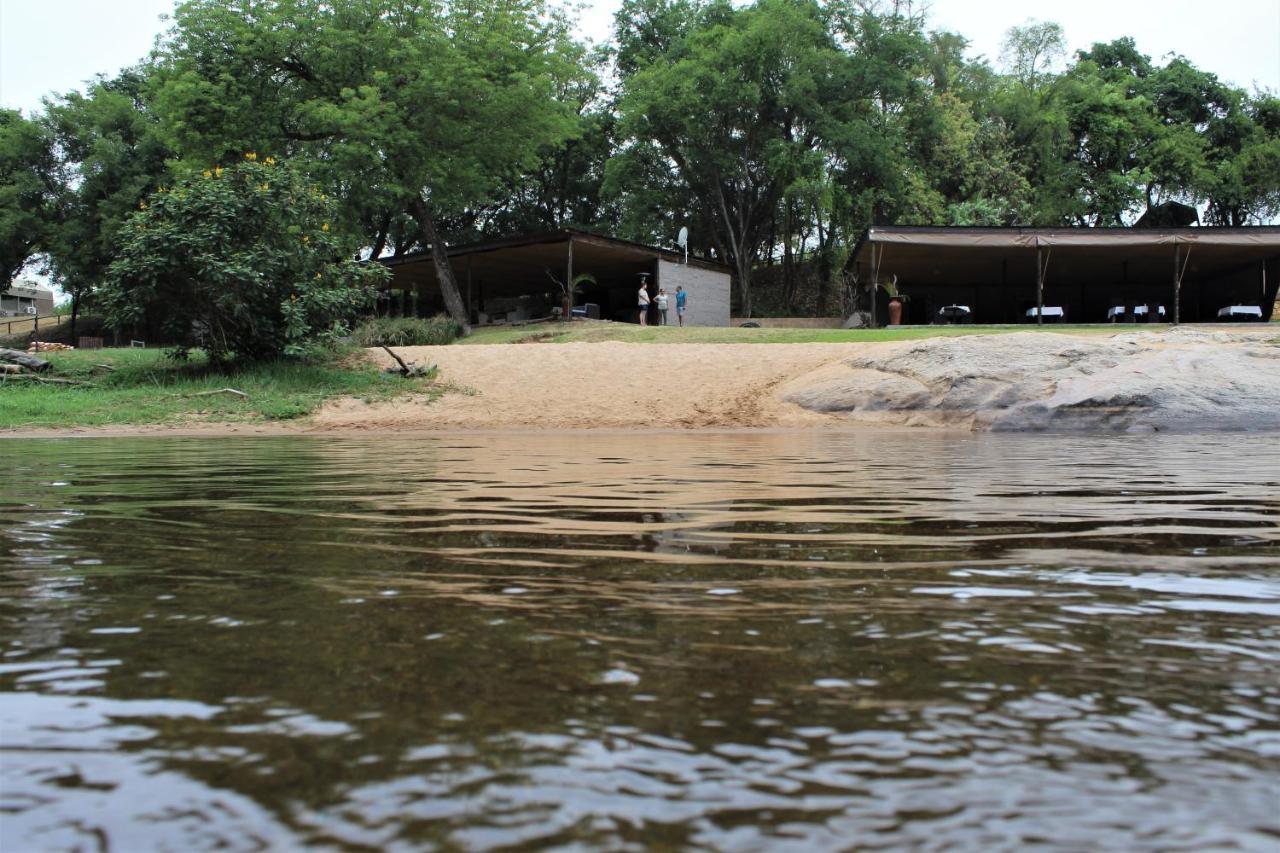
xmin=1 ymin=431 xmax=1278 ymax=850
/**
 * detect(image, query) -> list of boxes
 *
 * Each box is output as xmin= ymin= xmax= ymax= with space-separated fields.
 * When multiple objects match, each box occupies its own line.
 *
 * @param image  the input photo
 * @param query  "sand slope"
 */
xmin=315 ymin=341 xmax=858 ymax=430
xmin=311 ymin=328 xmax=1280 ymax=433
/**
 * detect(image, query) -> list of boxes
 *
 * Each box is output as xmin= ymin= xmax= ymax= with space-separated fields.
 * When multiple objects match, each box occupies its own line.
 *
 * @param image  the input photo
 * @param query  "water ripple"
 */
xmin=1 ymin=431 xmax=1278 ymax=849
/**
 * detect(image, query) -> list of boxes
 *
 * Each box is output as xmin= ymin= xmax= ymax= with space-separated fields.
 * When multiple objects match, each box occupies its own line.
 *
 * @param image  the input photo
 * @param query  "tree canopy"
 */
xmin=2 ymin=0 xmax=1275 ymax=332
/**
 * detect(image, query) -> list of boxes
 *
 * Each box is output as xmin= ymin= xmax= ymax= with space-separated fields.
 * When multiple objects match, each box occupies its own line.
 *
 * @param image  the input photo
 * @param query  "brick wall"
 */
xmin=657 ymin=260 xmax=731 ymax=326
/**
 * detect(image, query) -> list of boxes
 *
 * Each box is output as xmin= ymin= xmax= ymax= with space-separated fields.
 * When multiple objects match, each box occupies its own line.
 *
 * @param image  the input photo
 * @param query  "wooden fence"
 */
xmin=1 ymin=313 xmax=67 ymax=337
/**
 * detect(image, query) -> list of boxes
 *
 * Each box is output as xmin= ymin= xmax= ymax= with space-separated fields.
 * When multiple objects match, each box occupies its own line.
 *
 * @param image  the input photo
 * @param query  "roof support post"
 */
xmin=1035 ymin=244 xmax=1044 ymax=326
xmin=1172 ymin=243 xmax=1190 ymax=324
xmin=466 ymin=256 xmax=473 ymax=324
xmin=869 ymin=240 xmax=880 ymax=329
xmin=1173 ymin=243 xmax=1181 ymax=325
xmin=564 ymin=236 xmax=574 ymax=321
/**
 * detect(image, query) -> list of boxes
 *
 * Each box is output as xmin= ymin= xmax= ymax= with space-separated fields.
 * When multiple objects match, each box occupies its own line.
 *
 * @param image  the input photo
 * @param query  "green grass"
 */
xmin=460 ymin=320 xmax=1161 ymax=346
xmin=0 ymin=347 xmax=437 ymax=430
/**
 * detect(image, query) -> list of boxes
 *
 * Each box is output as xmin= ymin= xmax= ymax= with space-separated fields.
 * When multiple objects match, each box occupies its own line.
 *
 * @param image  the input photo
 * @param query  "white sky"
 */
xmin=2 ymin=0 xmax=1277 ymax=115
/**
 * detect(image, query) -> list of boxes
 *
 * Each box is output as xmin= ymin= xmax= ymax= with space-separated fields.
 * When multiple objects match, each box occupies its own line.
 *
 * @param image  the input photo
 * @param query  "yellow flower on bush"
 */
xmin=202 ymin=169 xmax=212 ymax=178
xmin=321 ymin=223 xmax=330 ymax=232
xmin=265 ymin=156 xmax=276 ymax=166
xmin=139 ymin=200 xmax=148 ymax=209
xmin=259 ymin=182 xmax=270 ymax=192
xmin=214 ymin=166 xmax=223 ymax=177
xmin=302 ymin=235 xmax=311 ymax=245
xmin=245 ymin=152 xmax=258 ymax=161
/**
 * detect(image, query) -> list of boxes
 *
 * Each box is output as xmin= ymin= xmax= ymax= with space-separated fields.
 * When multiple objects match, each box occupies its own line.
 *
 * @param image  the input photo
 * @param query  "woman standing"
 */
xmin=637 ymin=282 xmax=651 ymax=325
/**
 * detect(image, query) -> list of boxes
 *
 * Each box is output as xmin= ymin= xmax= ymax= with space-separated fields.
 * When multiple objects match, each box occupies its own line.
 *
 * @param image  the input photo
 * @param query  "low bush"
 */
xmin=352 ymin=315 xmax=462 ymax=347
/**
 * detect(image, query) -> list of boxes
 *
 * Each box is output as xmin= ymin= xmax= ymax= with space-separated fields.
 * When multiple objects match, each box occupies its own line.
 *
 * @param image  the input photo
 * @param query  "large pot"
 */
xmin=887 ymin=297 xmax=904 ymax=326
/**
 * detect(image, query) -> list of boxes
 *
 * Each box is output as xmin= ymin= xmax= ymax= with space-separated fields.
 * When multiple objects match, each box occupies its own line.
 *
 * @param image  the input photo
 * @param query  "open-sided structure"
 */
xmin=847 ymin=226 xmax=1280 ymax=325
xmin=382 ymin=229 xmax=732 ymax=327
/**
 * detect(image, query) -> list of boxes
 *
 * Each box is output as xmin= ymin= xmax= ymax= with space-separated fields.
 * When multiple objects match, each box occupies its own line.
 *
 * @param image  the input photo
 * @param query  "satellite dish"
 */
xmin=677 ymin=226 xmax=689 ymax=264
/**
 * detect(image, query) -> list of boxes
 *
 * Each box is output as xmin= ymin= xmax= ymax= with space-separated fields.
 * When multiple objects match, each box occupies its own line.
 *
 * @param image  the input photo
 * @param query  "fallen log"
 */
xmin=0 ymin=348 xmax=50 ymax=373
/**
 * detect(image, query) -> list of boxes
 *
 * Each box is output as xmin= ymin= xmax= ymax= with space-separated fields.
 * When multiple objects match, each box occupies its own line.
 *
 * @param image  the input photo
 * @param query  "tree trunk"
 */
xmin=411 ymin=196 xmax=471 ymax=335
xmin=369 ymin=211 xmax=392 ymax=261
xmin=736 ymin=255 xmax=753 ymax=318
xmin=815 ymin=241 xmax=832 ymax=317
xmin=70 ymin=292 xmax=79 ymax=343
xmin=782 ymin=204 xmax=795 ymax=309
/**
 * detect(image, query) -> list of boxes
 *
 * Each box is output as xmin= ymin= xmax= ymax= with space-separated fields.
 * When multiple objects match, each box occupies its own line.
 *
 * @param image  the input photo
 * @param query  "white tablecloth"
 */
xmin=939 ymin=305 xmax=971 ymax=313
xmin=1108 ymin=305 xmax=1165 ymax=318
xmin=1217 ymin=305 xmax=1263 ymax=318
xmin=1026 ymin=306 xmax=1064 ymax=318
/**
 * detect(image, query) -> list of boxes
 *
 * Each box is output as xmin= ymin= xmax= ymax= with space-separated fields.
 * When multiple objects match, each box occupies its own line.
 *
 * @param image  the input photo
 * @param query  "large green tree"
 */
xmin=612 ymin=0 xmax=855 ymax=316
xmin=0 ymin=109 xmax=60 ymax=284
xmin=42 ymin=70 xmax=175 ymax=338
xmin=151 ymin=0 xmax=585 ymax=333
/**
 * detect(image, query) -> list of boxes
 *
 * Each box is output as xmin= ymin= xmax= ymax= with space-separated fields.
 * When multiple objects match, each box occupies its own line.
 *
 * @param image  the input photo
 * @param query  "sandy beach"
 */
xmin=312 ymin=326 xmax=1280 ymax=433
xmin=7 ymin=327 xmax=1278 ymax=436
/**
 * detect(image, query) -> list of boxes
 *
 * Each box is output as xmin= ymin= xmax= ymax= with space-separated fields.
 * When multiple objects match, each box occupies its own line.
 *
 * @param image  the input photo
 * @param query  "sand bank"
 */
xmin=311 ymin=327 xmax=1279 ymax=433
xmin=7 ymin=328 xmax=1276 ymax=437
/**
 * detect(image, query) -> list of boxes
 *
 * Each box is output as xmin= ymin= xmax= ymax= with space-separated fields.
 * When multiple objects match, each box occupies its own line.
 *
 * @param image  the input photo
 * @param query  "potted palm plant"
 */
xmin=545 ymin=270 xmax=596 ymax=321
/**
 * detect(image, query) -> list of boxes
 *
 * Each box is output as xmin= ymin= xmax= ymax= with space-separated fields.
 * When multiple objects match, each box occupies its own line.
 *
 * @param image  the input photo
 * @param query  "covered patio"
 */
xmin=847 ymin=227 xmax=1280 ymax=325
xmin=381 ymin=229 xmax=731 ymax=326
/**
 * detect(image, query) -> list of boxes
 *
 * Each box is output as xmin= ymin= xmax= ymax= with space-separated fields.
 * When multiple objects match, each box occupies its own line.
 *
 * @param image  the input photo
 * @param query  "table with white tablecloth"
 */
xmin=1025 ymin=306 xmax=1065 ymax=321
xmin=1216 ymin=305 xmax=1263 ymax=320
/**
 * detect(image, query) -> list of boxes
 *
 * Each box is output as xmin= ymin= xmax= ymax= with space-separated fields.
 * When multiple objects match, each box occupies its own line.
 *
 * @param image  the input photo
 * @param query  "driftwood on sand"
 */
xmin=381 ymin=345 xmax=434 ymax=377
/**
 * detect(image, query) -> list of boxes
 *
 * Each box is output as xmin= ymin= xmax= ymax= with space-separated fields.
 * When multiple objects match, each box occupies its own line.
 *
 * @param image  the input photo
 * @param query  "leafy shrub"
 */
xmin=352 ymin=315 xmax=462 ymax=347
xmin=101 ymin=156 xmax=387 ymax=363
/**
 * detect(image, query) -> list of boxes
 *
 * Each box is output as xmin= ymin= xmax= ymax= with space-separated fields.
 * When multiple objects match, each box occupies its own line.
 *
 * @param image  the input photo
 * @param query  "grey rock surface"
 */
xmin=783 ymin=329 xmax=1280 ymax=431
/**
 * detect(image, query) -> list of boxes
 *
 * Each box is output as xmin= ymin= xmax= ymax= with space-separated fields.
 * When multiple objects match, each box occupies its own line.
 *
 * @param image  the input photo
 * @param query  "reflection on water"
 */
xmin=1 ymin=431 xmax=1278 ymax=849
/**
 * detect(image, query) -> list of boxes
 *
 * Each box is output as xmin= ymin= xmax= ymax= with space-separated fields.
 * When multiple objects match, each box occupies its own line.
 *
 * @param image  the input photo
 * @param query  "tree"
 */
xmin=152 ymin=0 xmax=585 ymax=334
xmin=1199 ymin=89 xmax=1280 ymax=225
xmin=478 ymin=58 xmax=622 ymax=236
xmin=101 ymin=157 xmax=385 ymax=361
xmin=42 ymin=70 xmax=175 ymax=339
xmin=1000 ymin=20 xmax=1065 ymax=89
xmin=0 ymin=109 xmax=59 ymax=284
xmin=613 ymin=0 xmax=851 ymax=316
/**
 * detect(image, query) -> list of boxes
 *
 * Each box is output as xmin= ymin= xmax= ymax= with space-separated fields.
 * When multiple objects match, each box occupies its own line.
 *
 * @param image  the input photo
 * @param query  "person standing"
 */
xmin=675 ymin=286 xmax=688 ymax=326
xmin=638 ymin=281 xmax=650 ymax=325
xmin=655 ymin=288 xmax=669 ymax=325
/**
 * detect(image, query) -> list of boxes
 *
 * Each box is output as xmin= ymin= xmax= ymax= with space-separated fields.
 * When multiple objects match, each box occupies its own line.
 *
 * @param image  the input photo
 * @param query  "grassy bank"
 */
xmin=0 ymin=347 xmax=436 ymax=430
xmin=461 ymin=320 xmax=1160 ymax=346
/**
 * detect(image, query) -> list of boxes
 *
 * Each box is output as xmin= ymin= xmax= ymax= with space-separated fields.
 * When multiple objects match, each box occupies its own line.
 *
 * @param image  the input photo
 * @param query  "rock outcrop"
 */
xmin=782 ymin=329 xmax=1280 ymax=432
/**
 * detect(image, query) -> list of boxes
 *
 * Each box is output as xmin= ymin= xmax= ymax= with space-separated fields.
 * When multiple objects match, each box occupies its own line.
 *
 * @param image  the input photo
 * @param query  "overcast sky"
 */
xmin=2 ymin=0 xmax=1277 ymax=115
